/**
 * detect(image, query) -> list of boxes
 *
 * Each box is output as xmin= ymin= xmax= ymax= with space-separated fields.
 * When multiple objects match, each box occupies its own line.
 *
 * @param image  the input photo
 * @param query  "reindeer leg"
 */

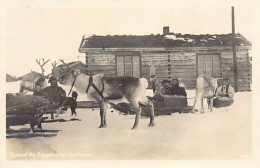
xmin=209 ymin=98 xmax=213 ymax=112
xmin=103 ymin=101 xmax=108 ymax=127
xmin=200 ymin=97 xmax=204 ymax=114
xmin=192 ymin=90 xmax=199 ymax=113
xmin=148 ymin=102 xmax=155 ymax=127
xmin=132 ymin=107 xmax=141 ymax=130
xmin=192 ymin=97 xmax=197 ymax=113
xmin=207 ymin=98 xmax=210 ymax=110
xmin=98 ymin=100 xmax=107 ymax=128
xmin=30 ymin=123 xmax=35 ymax=134
xmin=98 ymin=108 xmax=104 ymax=128
xmin=129 ymin=102 xmax=141 ymax=130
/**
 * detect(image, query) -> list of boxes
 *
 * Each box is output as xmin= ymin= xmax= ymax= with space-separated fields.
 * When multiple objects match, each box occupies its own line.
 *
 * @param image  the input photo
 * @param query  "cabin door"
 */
xmin=197 ymin=53 xmax=221 ymax=77
xmin=116 ymin=55 xmax=141 ymax=77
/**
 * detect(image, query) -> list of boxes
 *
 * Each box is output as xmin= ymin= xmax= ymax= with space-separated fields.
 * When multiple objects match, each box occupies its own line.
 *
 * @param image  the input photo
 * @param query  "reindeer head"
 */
xmin=35 ymin=58 xmax=51 ymax=87
xmin=36 ymin=58 xmax=50 ymax=76
xmin=53 ymin=60 xmax=80 ymax=85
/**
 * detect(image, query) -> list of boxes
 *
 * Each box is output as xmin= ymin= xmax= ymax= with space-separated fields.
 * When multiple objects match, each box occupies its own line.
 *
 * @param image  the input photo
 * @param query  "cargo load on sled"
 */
xmin=6 ymin=93 xmax=58 ymax=132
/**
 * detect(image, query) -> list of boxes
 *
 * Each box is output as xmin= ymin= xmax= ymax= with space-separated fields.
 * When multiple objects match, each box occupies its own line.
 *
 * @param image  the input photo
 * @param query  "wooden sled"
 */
xmin=213 ymin=98 xmax=234 ymax=108
xmin=110 ymin=95 xmax=193 ymax=116
xmin=6 ymin=93 xmax=58 ymax=132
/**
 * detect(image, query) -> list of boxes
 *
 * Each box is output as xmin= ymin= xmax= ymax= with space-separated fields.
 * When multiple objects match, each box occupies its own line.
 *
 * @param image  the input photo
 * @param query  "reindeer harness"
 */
xmin=86 ymin=75 xmax=104 ymax=99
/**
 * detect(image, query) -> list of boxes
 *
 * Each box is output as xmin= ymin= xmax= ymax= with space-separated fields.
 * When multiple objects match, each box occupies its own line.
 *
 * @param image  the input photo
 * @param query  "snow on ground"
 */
xmin=6 ymin=85 xmax=252 ymax=160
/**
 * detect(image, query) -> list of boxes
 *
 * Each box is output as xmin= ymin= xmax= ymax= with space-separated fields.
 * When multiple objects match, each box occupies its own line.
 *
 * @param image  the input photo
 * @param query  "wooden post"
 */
xmin=232 ymin=6 xmax=238 ymax=92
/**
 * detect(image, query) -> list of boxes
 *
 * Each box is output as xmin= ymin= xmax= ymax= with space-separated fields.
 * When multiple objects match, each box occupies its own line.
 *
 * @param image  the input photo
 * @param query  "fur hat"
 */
xmin=48 ymin=76 xmax=57 ymax=83
xmin=162 ymin=79 xmax=171 ymax=84
xmin=171 ymin=76 xmax=179 ymax=81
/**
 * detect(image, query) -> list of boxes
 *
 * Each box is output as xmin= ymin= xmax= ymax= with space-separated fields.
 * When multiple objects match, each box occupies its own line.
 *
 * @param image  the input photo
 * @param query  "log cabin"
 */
xmin=78 ymin=27 xmax=252 ymax=91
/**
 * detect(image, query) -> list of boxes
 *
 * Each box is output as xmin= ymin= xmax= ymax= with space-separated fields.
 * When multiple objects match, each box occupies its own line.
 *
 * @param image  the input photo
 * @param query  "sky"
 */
xmin=1 ymin=0 xmax=258 ymax=77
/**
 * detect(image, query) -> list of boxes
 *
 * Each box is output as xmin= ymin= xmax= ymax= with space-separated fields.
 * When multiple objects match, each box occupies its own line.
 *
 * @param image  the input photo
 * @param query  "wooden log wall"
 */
xmin=84 ymin=47 xmax=251 ymax=91
xmin=141 ymin=50 xmax=198 ymax=89
xmin=86 ymin=52 xmax=116 ymax=76
xmin=141 ymin=52 xmax=169 ymax=86
xmin=170 ymin=51 xmax=197 ymax=89
xmin=220 ymin=50 xmax=251 ymax=91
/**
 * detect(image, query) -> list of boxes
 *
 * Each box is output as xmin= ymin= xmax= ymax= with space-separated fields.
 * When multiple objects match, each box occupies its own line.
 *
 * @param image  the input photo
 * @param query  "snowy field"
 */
xmin=5 ymin=81 xmax=252 ymax=160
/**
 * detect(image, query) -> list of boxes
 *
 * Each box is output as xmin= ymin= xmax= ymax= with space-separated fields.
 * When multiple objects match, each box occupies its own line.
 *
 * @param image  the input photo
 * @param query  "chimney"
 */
xmin=163 ymin=26 xmax=170 ymax=35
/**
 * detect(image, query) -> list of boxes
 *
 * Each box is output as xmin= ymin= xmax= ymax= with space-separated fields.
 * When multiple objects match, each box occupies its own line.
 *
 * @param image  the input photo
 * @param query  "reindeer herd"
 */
xmin=17 ymin=59 xmax=220 ymax=130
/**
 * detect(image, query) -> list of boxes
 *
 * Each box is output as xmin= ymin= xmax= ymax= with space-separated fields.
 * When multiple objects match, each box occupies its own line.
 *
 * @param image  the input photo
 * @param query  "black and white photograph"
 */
xmin=1 ymin=0 xmax=260 ymax=168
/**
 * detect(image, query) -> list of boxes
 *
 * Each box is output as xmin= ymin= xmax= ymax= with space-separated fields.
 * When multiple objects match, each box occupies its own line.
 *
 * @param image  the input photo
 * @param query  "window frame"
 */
xmin=196 ymin=53 xmax=222 ymax=78
xmin=115 ymin=54 xmax=141 ymax=77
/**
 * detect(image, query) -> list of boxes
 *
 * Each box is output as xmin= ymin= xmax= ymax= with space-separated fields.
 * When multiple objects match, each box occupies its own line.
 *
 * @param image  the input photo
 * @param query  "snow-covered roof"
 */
xmin=79 ymin=33 xmax=251 ymax=49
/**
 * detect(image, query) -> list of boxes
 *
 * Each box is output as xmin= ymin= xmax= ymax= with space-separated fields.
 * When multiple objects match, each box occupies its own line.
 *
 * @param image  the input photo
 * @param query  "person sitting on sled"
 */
xmin=148 ymin=79 xmax=171 ymax=102
xmin=213 ymin=78 xmax=234 ymax=107
xmin=148 ymin=77 xmax=187 ymax=102
xmin=167 ymin=77 xmax=187 ymax=97
xmin=155 ymin=79 xmax=172 ymax=95
xmin=33 ymin=84 xmax=44 ymax=96
xmin=43 ymin=76 xmax=66 ymax=106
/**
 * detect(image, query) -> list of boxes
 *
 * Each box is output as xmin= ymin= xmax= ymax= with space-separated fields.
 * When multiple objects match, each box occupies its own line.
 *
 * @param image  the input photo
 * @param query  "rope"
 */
xmin=155 ymin=95 xmax=196 ymax=99
xmin=68 ymin=74 xmax=77 ymax=96
xmin=86 ymin=76 xmax=104 ymax=99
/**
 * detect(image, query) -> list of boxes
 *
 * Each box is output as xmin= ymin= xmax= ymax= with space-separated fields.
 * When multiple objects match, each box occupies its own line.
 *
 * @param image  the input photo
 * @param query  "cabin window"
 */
xmin=197 ymin=53 xmax=221 ymax=77
xmin=116 ymin=55 xmax=141 ymax=77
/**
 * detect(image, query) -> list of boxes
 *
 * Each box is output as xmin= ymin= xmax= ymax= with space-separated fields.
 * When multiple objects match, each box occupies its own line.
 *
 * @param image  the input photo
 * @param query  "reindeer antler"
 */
xmin=45 ymin=61 xmax=58 ymax=77
xmin=59 ymin=59 xmax=70 ymax=70
xmin=51 ymin=61 xmax=57 ymax=69
xmin=36 ymin=58 xmax=51 ymax=76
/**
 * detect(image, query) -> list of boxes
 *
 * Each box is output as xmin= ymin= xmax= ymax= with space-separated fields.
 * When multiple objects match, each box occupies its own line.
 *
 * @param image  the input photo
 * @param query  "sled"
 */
xmin=6 ymin=133 xmax=58 ymax=139
xmin=6 ymin=93 xmax=59 ymax=132
xmin=213 ymin=98 xmax=234 ymax=108
xmin=110 ymin=95 xmax=193 ymax=116
xmin=142 ymin=95 xmax=192 ymax=116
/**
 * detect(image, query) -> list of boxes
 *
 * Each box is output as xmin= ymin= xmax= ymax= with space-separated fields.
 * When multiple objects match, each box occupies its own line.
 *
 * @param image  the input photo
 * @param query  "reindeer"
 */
xmin=192 ymin=74 xmax=218 ymax=113
xmin=19 ymin=59 xmax=56 ymax=93
xmin=54 ymin=60 xmax=155 ymax=130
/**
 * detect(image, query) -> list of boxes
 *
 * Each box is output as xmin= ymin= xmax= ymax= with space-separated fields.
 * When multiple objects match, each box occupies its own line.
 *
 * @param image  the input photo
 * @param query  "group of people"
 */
xmin=33 ymin=76 xmax=78 ymax=116
xmin=150 ymin=76 xmax=234 ymax=107
xmin=149 ymin=77 xmax=187 ymax=102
